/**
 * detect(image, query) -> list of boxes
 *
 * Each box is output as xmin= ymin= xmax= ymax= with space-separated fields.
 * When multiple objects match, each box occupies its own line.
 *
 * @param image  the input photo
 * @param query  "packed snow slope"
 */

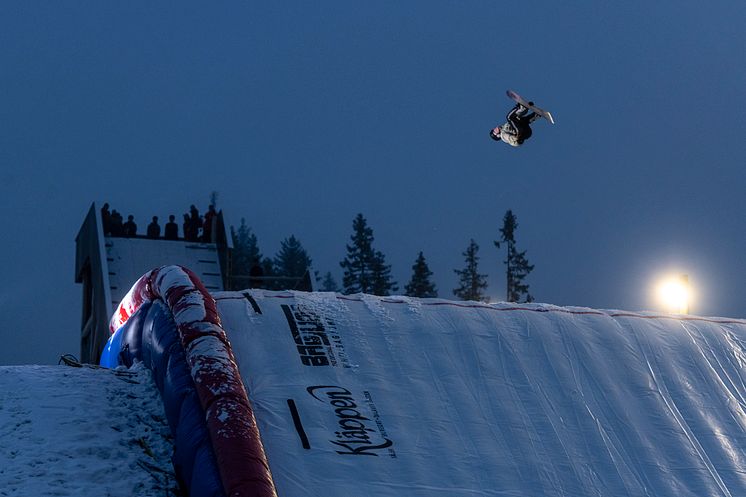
xmin=0 ymin=364 xmax=176 ymax=497
xmin=216 ymin=291 xmax=746 ymax=497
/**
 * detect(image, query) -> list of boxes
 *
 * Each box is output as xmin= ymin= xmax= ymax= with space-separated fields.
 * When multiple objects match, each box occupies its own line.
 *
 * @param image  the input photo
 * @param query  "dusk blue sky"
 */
xmin=2 ymin=2 xmax=746 ymax=365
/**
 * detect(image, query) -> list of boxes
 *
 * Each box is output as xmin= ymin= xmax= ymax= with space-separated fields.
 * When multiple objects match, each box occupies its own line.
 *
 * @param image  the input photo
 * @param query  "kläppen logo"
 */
xmin=307 ymin=385 xmax=395 ymax=457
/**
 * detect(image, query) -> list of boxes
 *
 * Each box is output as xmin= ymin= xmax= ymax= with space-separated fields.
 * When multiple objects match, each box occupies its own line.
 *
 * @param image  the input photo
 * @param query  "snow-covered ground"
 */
xmin=0 ymin=363 xmax=176 ymax=497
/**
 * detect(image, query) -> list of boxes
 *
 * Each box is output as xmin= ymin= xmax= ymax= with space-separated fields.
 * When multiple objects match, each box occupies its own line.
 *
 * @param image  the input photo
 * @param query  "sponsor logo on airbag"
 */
xmin=307 ymin=385 xmax=396 ymax=458
xmin=282 ymin=304 xmax=350 ymax=368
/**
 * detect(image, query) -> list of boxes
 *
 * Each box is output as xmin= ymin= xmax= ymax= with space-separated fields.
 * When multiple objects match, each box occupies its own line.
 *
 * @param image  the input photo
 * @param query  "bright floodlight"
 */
xmin=656 ymin=275 xmax=690 ymax=314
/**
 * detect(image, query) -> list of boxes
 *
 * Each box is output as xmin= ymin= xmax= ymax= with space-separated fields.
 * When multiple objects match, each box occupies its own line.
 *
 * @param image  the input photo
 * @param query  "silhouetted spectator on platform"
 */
xmin=188 ymin=205 xmax=203 ymax=241
xmin=110 ymin=210 xmax=124 ymax=237
xmin=123 ymin=215 xmax=137 ymax=237
xmin=202 ymin=204 xmax=217 ymax=242
xmin=183 ymin=211 xmax=201 ymax=241
xmin=184 ymin=205 xmax=202 ymax=242
xmin=182 ymin=214 xmax=194 ymax=241
xmin=147 ymin=216 xmax=161 ymax=239
xmin=101 ymin=203 xmax=112 ymax=236
xmin=165 ymin=215 xmax=178 ymax=240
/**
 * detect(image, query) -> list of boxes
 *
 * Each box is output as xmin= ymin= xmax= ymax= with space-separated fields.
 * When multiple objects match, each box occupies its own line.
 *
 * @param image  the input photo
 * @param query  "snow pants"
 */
xmin=506 ymin=105 xmax=539 ymax=142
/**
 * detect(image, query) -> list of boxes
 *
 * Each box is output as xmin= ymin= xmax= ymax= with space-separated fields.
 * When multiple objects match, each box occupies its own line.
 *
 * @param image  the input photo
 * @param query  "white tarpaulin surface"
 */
xmin=215 ymin=291 xmax=746 ymax=497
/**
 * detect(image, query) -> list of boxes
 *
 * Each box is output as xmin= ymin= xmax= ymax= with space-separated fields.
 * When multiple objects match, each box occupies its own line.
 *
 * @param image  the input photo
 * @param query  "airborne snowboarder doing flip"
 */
xmin=490 ymin=90 xmax=554 ymax=147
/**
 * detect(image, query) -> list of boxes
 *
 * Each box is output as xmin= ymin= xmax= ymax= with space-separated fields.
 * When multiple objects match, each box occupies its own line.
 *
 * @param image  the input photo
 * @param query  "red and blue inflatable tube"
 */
xmin=109 ymin=265 xmax=277 ymax=497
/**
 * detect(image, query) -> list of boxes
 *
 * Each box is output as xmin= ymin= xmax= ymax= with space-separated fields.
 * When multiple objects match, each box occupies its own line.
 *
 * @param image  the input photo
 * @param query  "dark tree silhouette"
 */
xmin=370 ymin=250 xmax=398 ymax=296
xmin=495 ymin=209 xmax=534 ymax=303
xmin=405 ymin=251 xmax=437 ymax=298
xmin=340 ymin=213 xmax=375 ymax=294
xmin=340 ymin=214 xmax=396 ymax=295
xmin=230 ymin=219 xmax=273 ymax=289
xmin=453 ymin=239 xmax=488 ymax=302
xmin=274 ymin=235 xmax=312 ymax=282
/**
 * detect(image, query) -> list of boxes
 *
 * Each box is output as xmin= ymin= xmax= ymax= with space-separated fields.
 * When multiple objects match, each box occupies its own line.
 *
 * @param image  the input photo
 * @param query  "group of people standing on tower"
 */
xmin=101 ymin=203 xmax=218 ymax=242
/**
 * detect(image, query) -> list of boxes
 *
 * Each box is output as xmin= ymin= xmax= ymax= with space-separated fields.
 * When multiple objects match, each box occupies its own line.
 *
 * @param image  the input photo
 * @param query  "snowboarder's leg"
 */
xmin=513 ymin=111 xmax=538 ymax=127
xmin=508 ymin=107 xmax=534 ymax=136
xmin=506 ymin=104 xmax=528 ymax=123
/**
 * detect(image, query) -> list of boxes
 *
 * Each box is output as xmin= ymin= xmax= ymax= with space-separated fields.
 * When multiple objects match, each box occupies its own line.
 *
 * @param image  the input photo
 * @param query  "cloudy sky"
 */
xmin=2 ymin=1 xmax=746 ymax=364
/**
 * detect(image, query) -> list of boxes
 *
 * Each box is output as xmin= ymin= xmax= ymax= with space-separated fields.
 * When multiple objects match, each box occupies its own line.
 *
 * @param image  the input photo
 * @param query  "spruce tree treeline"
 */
xmin=230 ymin=219 xmax=312 ymax=290
xmin=230 ymin=209 xmax=534 ymax=300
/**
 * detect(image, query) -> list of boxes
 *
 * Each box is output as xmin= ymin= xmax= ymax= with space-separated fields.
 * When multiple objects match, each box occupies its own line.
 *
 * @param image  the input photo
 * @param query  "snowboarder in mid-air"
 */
xmin=490 ymin=89 xmax=554 ymax=147
xmin=490 ymin=103 xmax=540 ymax=146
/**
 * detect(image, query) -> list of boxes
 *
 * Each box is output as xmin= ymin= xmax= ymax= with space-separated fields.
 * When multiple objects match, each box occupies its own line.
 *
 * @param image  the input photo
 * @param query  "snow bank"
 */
xmin=0 ymin=364 xmax=175 ymax=497
xmin=216 ymin=291 xmax=746 ymax=497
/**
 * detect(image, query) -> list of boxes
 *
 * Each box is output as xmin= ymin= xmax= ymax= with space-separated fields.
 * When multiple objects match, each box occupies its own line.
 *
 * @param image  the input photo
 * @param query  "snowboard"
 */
xmin=507 ymin=90 xmax=555 ymax=125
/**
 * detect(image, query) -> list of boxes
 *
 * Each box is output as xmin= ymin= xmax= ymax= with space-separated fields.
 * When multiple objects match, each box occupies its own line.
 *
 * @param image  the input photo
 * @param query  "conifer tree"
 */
xmin=370 ymin=250 xmax=398 ymax=296
xmin=495 ymin=209 xmax=534 ymax=303
xmin=230 ymin=218 xmax=262 ymax=278
xmin=230 ymin=218 xmax=274 ymax=289
xmin=340 ymin=213 xmax=396 ymax=295
xmin=405 ymin=251 xmax=437 ymax=298
xmin=340 ymin=214 xmax=375 ymax=294
xmin=453 ymin=239 xmax=488 ymax=301
xmin=274 ymin=235 xmax=312 ymax=283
